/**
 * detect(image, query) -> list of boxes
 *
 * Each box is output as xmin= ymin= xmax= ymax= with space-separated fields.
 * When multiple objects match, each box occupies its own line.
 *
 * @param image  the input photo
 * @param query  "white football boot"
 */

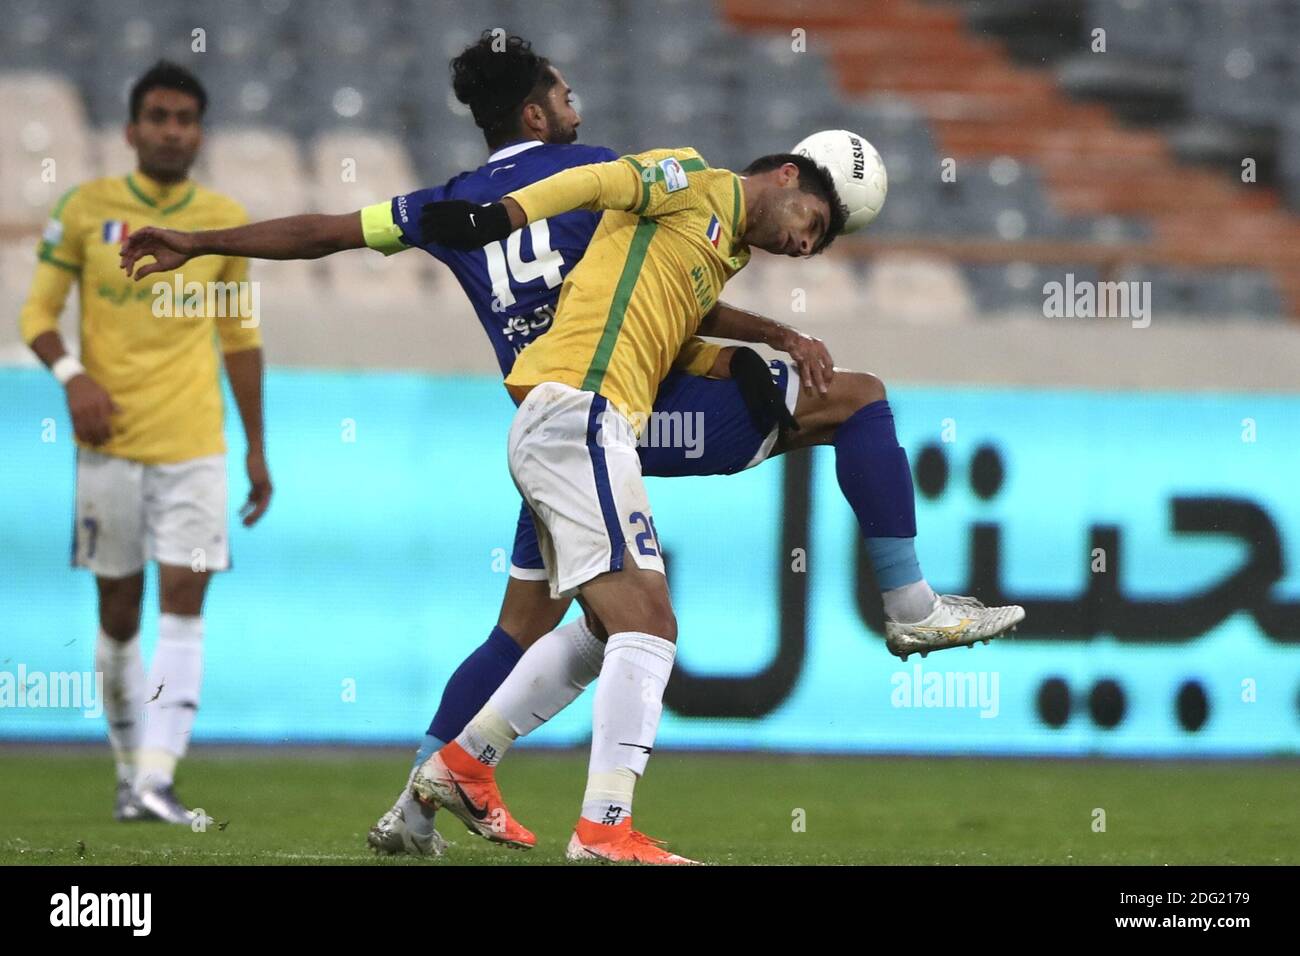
xmin=114 ymin=781 xmax=145 ymax=822
xmin=884 ymin=594 xmax=1024 ymax=660
xmin=132 ymin=784 xmax=209 ymax=826
xmin=367 ymin=787 xmax=447 ymax=857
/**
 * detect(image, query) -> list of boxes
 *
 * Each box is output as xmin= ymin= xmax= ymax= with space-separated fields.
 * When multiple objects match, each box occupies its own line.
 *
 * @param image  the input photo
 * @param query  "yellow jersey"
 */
xmin=18 ymin=172 xmax=261 ymax=464
xmin=502 ymin=147 xmax=749 ymax=428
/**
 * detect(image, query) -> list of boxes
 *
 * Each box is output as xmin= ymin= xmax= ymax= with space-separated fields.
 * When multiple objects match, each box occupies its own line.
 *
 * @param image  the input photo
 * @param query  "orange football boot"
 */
xmin=410 ymin=742 xmax=536 ymax=849
xmin=565 ymin=817 xmax=699 ymax=864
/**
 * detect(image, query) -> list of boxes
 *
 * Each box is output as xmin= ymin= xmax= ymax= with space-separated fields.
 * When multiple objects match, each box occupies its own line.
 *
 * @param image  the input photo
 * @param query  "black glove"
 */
xmin=730 ymin=346 xmax=799 ymax=433
xmin=419 ymin=200 xmax=513 ymax=250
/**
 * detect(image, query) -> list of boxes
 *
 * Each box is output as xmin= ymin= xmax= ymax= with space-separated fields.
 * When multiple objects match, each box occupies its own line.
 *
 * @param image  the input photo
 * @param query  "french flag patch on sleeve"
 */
xmin=705 ymin=215 xmax=721 ymax=248
xmin=102 ymin=220 xmax=130 ymax=244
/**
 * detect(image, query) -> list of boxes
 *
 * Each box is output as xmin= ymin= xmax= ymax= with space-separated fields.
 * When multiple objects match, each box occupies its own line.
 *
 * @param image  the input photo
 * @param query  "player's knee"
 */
xmin=497 ymin=615 xmax=560 ymax=648
xmin=642 ymin=591 xmax=677 ymax=644
xmin=158 ymin=570 xmax=208 ymax=615
xmin=499 ymin=578 xmax=569 ymax=647
xmin=97 ymin=575 xmax=143 ymax=639
xmin=99 ymin=607 xmax=141 ymax=641
xmin=841 ymin=370 xmax=887 ymax=412
xmin=98 ymin=594 xmax=141 ymax=639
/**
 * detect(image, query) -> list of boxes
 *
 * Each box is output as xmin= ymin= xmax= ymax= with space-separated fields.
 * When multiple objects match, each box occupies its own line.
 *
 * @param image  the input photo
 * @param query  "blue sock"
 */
xmin=425 ymin=625 xmax=524 ymax=747
xmin=411 ymin=734 xmax=444 ymax=773
xmin=833 ymin=400 xmax=923 ymax=589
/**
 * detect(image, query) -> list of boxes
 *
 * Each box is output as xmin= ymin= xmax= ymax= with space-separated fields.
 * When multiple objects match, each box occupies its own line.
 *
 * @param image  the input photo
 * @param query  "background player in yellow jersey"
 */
xmin=411 ymin=146 xmax=847 ymax=862
xmin=17 ymin=62 xmax=271 ymax=825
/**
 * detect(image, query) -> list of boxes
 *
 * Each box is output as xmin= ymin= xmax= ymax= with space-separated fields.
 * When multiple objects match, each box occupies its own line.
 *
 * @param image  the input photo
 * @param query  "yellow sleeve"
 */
xmin=214 ymin=208 xmax=263 ymax=353
xmin=505 ymin=160 xmax=640 ymax=223
xmin=506 ymin=148 xmax=710 ymax=225
xmin=37 ymin=186 xmax=85 ymax=273
xmin=20 ymin=187 xmax=83 ymax=344
xmin=19 ymin=262 xmax=77 ymax=345
xmin=672 ymin=337 xmax=724 ymax=378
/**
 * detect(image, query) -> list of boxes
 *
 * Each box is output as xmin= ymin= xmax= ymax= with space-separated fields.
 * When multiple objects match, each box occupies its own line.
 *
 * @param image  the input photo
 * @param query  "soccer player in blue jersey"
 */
xmin=121 ymin=31 xmax=1023 ymax=857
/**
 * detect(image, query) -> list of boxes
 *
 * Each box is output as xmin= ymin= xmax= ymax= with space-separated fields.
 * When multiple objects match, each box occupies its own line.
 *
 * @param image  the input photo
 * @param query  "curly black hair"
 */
xmin=451 ymin=30 xmax=557 ymax=148
xmin=743 ymin=153 xmax=848 ymax=253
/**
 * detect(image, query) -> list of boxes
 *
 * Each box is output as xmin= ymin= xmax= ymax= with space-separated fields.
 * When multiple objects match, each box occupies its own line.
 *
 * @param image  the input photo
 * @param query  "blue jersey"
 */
xmin=362 ymin=140 xmax=618 ymax=376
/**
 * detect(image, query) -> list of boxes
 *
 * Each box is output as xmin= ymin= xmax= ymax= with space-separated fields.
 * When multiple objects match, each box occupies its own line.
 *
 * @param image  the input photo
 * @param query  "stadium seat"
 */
xmin=862 ymin=253 xmax=978 ymax=324
xmin=0 ymin=72 xmax=93 ymax=226
xmin=204 ymin=127 xmax=309 ymax=221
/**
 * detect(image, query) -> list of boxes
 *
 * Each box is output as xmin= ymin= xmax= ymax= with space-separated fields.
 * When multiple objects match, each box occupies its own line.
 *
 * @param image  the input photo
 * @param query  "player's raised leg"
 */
xmin=777 ymin=370 xmax=1024 ymax=658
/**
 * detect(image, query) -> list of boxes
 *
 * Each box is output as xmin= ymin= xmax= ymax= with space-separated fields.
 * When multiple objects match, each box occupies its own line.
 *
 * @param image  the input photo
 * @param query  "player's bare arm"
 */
xmin=222 ymin=347 xmax=272 ymax=527
xmin=120 ymin=212 xmax=365 ymax=279
xmin=699 ymin=302 xmax=835 ymax=395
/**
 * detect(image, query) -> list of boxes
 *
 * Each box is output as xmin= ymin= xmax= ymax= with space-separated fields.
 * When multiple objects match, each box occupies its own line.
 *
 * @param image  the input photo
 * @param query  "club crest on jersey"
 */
xmin=659 ymin=157 xmax=689 ymax=193
xmin=705 ymin=214 xmax=722 ymax=248
xmin=102 ymin=220 xmax=130 ymax=244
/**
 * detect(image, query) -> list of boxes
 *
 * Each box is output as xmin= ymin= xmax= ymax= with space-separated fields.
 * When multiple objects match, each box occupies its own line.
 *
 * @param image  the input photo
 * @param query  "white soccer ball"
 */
xmin=792 ymin=129 xmax=888 ymax=233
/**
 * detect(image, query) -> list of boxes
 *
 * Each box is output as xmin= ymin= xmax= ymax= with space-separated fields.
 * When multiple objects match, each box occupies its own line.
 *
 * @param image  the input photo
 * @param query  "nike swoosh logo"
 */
xmin=469 ymin=213 xmax=477 ymax=227
xmin=452 ymin=781 xmax=490 ymax=820
xmin=618 ymin=742 xmax=653 ymax=755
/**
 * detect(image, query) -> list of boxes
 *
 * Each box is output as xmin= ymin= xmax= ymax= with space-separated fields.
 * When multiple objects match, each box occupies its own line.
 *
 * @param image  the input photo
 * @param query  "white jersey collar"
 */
xmin=488 ymin=140 xmax=546 ymax=163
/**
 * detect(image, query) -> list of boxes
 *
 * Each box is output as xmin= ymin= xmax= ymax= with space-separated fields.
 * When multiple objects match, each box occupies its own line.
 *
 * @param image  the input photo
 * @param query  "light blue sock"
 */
xmin=412 ymin=733 xmax=445 ymax=772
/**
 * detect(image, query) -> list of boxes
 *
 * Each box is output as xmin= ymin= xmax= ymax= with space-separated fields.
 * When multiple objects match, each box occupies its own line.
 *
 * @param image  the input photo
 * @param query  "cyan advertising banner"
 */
xmin=2 ymin=368 xmax=1296 ymax=755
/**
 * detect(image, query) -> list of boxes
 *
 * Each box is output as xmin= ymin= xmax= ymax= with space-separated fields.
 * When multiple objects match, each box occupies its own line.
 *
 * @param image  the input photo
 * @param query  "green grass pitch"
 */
xmin=1 ymin=747 xmax=1295 ymax=865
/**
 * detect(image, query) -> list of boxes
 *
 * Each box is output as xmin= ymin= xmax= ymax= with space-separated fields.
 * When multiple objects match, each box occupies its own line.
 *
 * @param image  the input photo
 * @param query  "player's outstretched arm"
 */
xmin=699 ymin=302 xmax=835 ymax=396
xmin=420 ymin=159 xmax=640 ymax=250
xmin=120 ymin=212 xmax=365 ymax=279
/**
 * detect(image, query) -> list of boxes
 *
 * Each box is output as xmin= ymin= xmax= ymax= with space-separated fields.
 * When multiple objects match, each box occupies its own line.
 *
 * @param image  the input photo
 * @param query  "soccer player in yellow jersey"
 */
xmin=17 ymin=62 xmax=271 ymax=825
xmin=407 ymin=146 xmax=846 ymax=862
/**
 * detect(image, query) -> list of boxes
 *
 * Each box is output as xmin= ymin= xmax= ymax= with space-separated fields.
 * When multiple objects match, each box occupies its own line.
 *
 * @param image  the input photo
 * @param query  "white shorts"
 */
xmin=72 ymin=448 xmax=230 ymax=577
xmin=507 ymin=382 xmax=665 ymax=599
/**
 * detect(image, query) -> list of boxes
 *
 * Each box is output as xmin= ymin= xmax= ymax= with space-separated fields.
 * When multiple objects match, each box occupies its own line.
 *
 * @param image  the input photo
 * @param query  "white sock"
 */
xmin=882 ymin=579 xmax=938 ymax=624
xmin=137 ymin=613 xmax=204 ymax=791
xmin=492 ymin=617 xmax=605 ymax=734
xmin=453 ymin=704 xmax=516 ymax=769
xmin=581 ymin=631 xmax=676 ymax=826
xmin=456 ymin=617 xmax=605 ymax=768
xmin=94 ymin=628 xmax=146 ymax=785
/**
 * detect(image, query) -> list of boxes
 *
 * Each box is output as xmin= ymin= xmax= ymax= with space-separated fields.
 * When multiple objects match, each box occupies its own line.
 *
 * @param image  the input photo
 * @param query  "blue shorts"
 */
xmin=510 ymin=360 xmax=797 ymax=578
